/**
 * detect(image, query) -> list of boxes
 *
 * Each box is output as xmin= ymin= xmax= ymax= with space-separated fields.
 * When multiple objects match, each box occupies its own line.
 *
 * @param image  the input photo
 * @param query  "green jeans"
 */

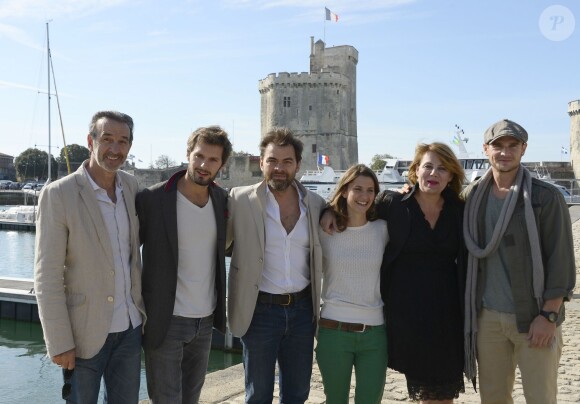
xmin=315 ymin=324 xmax=387 ymax=404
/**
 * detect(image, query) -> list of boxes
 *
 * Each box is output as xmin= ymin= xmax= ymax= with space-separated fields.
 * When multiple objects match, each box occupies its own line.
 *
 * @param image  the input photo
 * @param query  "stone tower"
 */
xmin=569 ymin=100 xmax=580 ymax=179
xmin=259 ymin=37 xmax=358 ymax=171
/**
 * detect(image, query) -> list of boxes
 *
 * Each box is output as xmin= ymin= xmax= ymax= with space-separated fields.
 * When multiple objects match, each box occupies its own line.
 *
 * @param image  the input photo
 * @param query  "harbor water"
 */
xmin=0 ymin=213 xmax=241 ymax=402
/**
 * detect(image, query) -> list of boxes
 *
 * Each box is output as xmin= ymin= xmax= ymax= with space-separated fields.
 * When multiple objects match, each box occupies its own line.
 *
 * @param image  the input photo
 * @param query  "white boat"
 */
xmin=300 ymin=160 xmax=407 ymax=200
xmin=0 ymin=206 xmax=36 ymax=224
xmin=451 ymin=125 xmax=490 ymax=183
xmin=460 ymin=157 xmax=489 ymax=183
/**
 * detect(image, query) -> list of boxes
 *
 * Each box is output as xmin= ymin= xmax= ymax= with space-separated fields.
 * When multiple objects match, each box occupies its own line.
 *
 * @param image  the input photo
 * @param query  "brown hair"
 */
xmin=329 ymin=164 xmax=380 ymax=231
xmin=259 ymin=127 xmax=303 ymax=162
xmin=407 ymin=142 xmax=465 ymax=195
xmin=186 ymin=126 xmax=232 ymax=166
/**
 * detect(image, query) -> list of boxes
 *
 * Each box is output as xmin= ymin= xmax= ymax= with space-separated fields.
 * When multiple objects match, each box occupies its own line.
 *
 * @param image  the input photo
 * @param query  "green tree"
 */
xmin=58 ymin=144 xmax=90 ymax=163
xmin=370 ymin=153 xmax=393 ymax=171
xmin=15 ymin=148 xmax=58 ymax=181
xmin=154 ymin=154 xmax=176 ymax=169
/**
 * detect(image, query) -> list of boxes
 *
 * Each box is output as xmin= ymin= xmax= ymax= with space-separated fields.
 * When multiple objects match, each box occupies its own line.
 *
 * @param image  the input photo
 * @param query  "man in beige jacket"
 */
xmin=227 ymin=128 xmax=326 ymax=403
xmin=34 ymin=110 xmax=145 ymax=403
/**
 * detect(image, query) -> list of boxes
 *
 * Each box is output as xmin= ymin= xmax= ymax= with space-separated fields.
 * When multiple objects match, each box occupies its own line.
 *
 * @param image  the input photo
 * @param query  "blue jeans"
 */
xmin=144 ymin=315 xmax=214 ymax=404
xmin=67 ymin=324 xmax=142 ymax=404
xmin=241 ymin=297 xmax=315 ymax=404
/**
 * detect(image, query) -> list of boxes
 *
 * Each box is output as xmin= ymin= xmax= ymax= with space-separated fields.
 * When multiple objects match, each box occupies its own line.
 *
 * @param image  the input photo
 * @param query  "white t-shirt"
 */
xmin=173 ymin=192 xmax=217 ymax=318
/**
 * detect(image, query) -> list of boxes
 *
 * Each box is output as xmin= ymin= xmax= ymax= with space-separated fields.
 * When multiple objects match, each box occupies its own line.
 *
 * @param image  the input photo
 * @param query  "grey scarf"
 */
xmin=462 ymin=165 xmax=544 ymax=381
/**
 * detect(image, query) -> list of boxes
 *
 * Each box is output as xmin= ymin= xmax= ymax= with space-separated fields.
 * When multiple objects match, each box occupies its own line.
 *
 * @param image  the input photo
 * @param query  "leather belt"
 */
xmin=318 ymin=318 xmax=374 ymax=333
xmin=257 ymin=287 xmax=310 ymax=306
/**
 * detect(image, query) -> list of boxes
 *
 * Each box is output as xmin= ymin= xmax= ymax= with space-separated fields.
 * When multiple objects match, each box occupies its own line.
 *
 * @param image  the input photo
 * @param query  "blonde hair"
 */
xmin=329 ymin=164 xmax=380 ymax=231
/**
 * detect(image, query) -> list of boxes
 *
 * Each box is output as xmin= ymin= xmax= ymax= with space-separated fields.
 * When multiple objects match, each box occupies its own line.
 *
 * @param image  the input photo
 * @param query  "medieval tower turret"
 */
xmin=259 ymin=37 xmax=358 ymax=171
xmin=569 ymin=100 xmax=580 ymax=179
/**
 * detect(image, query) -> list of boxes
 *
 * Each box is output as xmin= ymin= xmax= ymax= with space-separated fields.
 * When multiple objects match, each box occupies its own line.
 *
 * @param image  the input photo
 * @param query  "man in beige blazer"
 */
xmin=227 ymin=128 xmax=325 ymax=403
xmin=35 ymin=111 xmax=146 ymax=403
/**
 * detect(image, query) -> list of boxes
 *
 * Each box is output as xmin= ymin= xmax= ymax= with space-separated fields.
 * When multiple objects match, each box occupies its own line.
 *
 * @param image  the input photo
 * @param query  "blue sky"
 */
xmin=0 ymin=0 xmax=578 ymax=168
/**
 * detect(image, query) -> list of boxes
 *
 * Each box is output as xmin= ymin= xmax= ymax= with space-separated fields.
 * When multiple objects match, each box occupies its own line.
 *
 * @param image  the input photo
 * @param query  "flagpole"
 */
xmin=323 ymin=13 xmax=326 ymax=43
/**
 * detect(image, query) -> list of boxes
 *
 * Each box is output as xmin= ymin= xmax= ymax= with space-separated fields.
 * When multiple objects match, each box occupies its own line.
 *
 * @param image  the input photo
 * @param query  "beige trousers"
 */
xmin=477 ymin=308 xmax=563 ymax=404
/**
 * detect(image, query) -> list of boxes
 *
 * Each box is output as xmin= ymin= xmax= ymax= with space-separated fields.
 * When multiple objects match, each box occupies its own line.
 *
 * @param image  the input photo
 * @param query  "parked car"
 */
xmin=8 ymin=182 xmax=22 ymax=190
xmin=0 ymin=180 xmax=12 ymax=190
xmin=34 ymin=183 xmax=45 ymax=191
xmin=22 ymin=183 xmax=35 ymax=190
xmin=552 ymin=183 xmax=580 ymax=204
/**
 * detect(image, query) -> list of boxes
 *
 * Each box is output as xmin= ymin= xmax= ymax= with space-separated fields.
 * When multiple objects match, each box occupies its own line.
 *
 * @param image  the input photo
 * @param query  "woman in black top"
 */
xmin=377 ymin=142 xmax=467 ymax=403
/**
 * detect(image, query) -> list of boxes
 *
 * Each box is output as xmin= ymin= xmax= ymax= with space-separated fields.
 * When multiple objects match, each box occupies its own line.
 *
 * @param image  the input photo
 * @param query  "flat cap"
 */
xmin=484 ymin=119 xmax=528 ymax=144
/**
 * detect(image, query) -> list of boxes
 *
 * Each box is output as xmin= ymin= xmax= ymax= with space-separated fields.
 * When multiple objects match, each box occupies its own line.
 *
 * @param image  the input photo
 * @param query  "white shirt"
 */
xmin=173 ymin=192 xmax=217 ymax=317
xmin=84 ymin=166 xmax=142 ymax=333
xmin=261 ymin=183 xmax=310 ymax=294
xmin=319 ymin=220 xmax=388 ymax=325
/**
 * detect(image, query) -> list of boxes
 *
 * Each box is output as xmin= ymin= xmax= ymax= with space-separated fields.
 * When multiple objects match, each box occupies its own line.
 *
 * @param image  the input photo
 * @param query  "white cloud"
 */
xmin=221 ymin=0 xmax=415 ymax=12
xmin=0 ymin=0 xmax=132 ymax=50
xmin=0 ymin=0 xmax=130 ymax=20
xmin=220 ymin=0 xmax=416 ymax=24
xmin=0 ymin=79 xmax=44 ymax=92
xmin=0 ymin=22 xmax=42 ymax=49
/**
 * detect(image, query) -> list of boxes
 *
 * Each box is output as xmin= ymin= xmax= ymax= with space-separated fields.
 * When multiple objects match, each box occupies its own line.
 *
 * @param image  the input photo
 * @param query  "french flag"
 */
xmin=318 ymin=153 xmax=330 ymax=165
xmin=325 ymin=7 xmax=339 ymax=22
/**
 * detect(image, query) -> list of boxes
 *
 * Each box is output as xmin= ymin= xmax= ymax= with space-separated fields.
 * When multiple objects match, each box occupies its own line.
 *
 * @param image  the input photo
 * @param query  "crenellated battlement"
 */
xmin=258 ymin=71 xmax=349 ymax=93
xmin=569 ymin=100 xmax=580 ymax=116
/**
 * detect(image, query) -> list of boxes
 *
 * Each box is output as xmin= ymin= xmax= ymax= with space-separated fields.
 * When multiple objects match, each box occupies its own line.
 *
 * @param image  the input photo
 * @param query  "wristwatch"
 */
xmin=540 ymin=310 xmax=559 ymax=323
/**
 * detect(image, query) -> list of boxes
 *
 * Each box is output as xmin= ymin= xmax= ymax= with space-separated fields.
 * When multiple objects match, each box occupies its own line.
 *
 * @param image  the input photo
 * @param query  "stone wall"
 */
xmin=570 ymin=100 xmax=580 ymax=180
xmin=215 ymin=155 xmax=263 ymax=189
xmin=522 ymin=161 xmax=575 ymax=181
xmin=130 ymin=156 xmax=263 ymax=191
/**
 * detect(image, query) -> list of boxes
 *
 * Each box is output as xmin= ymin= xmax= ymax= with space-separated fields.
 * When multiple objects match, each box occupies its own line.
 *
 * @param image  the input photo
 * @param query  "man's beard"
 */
xmin=493 ymin=161 xmax=520 ymax=174
xmin=188 ymin=167 xmax=215 ymax=186
xmin=267 ymin=172 xmax=294 ymax=191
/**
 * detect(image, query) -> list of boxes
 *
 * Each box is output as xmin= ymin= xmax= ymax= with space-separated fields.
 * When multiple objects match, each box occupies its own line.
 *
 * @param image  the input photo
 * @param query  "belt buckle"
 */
xmin=354 ymin=324 xmax=366 ymax=333
xmin=280 ymin=293 xmax=292 ymax=306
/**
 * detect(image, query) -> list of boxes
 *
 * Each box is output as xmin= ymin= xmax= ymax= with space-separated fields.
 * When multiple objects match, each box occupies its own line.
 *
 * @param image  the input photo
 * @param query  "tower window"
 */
xmin=309 ymin=105 xmax=312 ymax=111
xmin=283 ymin=97 xmax=291 ymax=107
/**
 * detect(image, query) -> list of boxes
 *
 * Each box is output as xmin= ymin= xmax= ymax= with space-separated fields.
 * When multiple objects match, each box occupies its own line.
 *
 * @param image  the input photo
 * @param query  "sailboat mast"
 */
xmin=46 ymin=22 xmax=52 ymax=182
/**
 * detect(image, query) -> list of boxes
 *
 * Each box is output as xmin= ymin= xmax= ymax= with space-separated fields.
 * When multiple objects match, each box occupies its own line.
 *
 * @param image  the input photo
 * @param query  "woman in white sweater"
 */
xmin=316 ymin=164 xmax=389 ymax=404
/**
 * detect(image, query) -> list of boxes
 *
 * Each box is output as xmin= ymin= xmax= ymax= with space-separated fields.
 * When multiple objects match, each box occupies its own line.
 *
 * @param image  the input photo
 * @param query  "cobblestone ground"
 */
xmin=189 ymin=219 xmax=580 ymax=404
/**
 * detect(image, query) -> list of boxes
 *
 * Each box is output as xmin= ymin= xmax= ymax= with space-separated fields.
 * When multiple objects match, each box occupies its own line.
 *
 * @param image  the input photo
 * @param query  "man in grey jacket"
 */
xmin=463 ymin=119 xmax=576 ymax=403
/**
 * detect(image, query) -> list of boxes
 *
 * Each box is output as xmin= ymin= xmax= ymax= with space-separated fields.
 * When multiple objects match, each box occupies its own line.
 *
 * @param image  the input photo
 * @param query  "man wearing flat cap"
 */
xmin=462 ymin=119 xmax=575 ymax=403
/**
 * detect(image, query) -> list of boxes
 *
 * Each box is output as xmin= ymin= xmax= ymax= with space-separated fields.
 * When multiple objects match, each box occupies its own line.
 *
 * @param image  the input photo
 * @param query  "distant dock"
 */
xmin=0 ymin=220 xmax=35 ymax=231
xmin=0 ymin=277 xmax=38 ymax=322
xmin=0 ymin=276 xmax=241 ymax=352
